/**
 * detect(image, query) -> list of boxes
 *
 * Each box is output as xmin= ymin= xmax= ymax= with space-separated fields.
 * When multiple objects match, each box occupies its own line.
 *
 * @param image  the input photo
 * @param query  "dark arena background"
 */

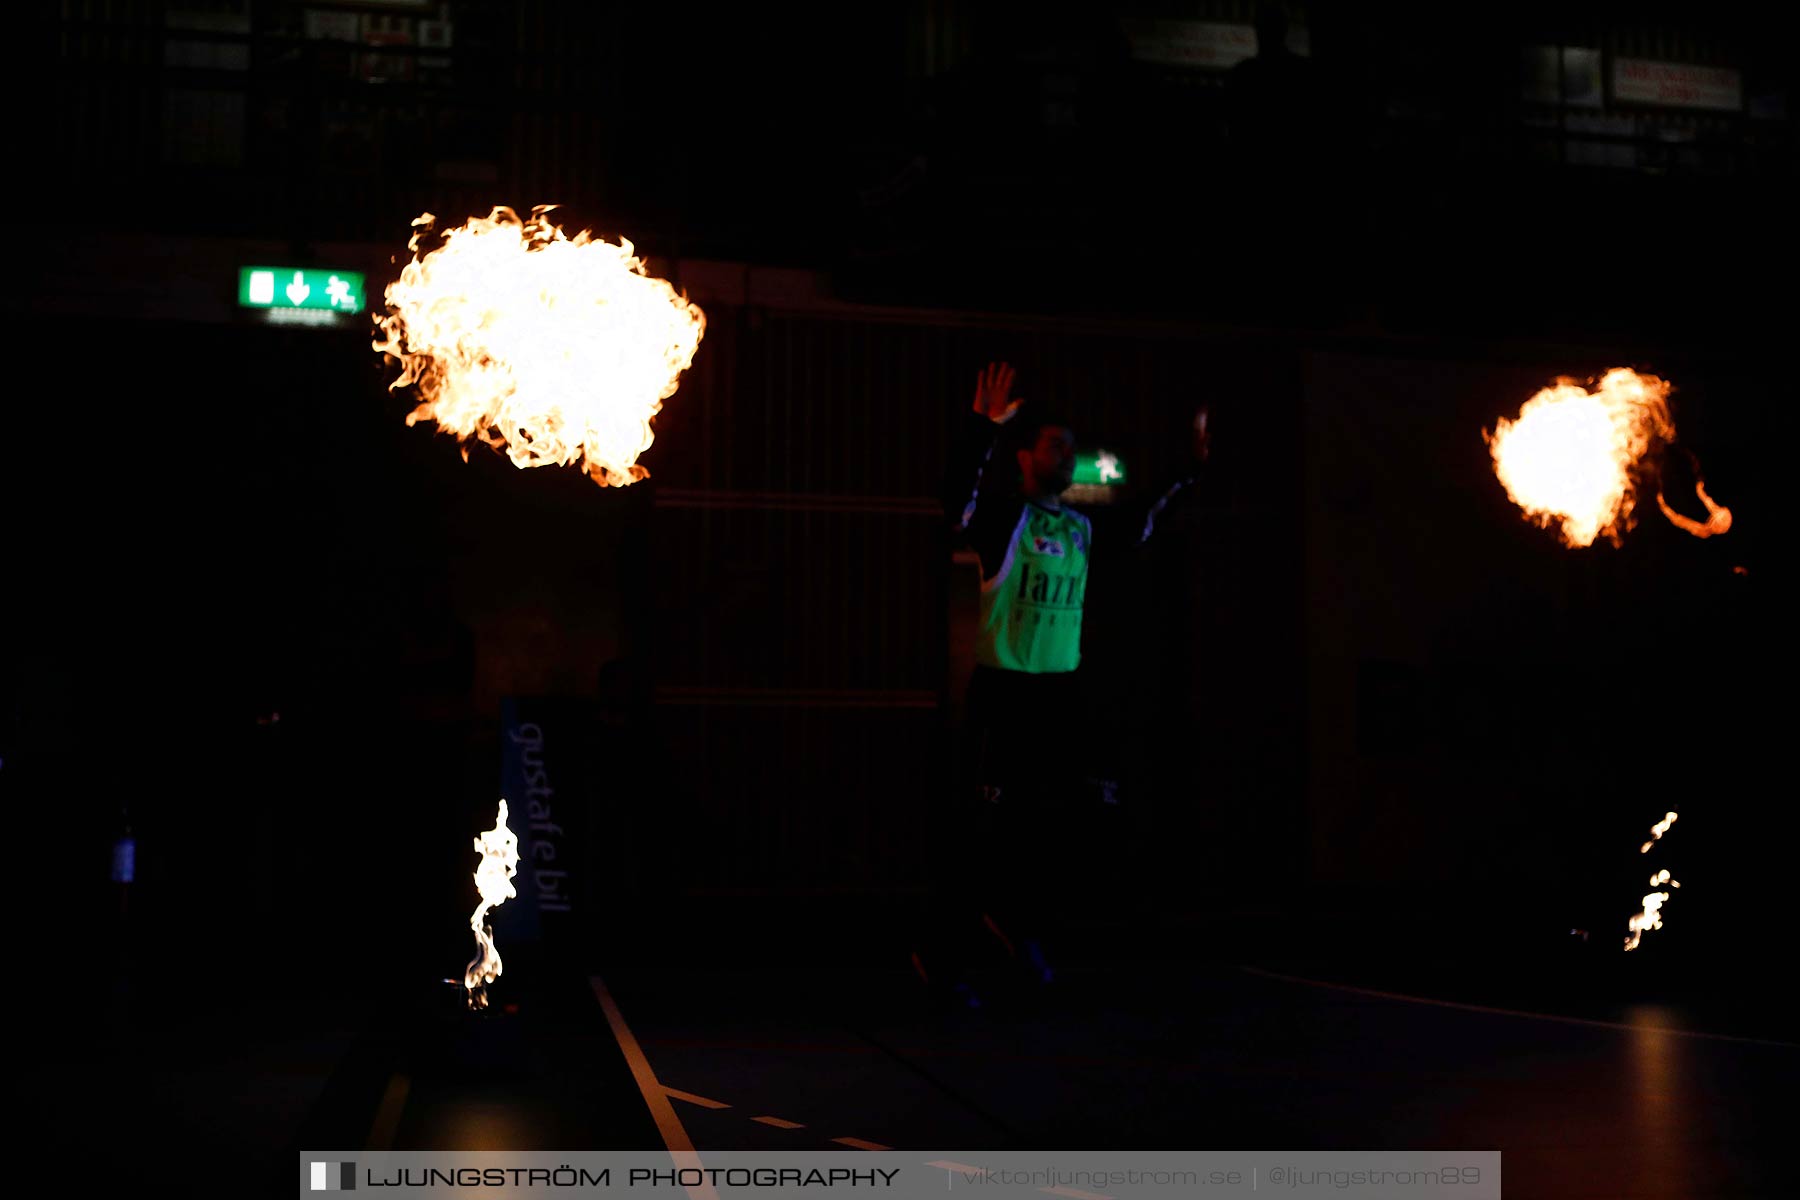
xmin=12 ymin=2 xmax=1797 ymax=1197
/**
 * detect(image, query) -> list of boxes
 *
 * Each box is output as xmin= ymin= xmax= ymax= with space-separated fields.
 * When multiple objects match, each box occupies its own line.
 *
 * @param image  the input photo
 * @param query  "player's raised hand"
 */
xmin=972 ymin=361 xmax=1023 ymax=425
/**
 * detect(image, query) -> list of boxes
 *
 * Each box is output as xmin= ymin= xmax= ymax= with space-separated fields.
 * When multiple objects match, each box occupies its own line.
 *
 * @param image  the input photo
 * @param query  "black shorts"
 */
xmin=962 ymin=663 xmax=1087 ymax=808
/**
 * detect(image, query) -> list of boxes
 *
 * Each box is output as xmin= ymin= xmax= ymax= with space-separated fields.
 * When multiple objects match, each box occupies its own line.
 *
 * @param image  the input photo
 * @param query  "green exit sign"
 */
xmin=1072 ymin=449 xmax=1127 ymax=486
xmin=238 ymin=267 xmax=366 ymax=314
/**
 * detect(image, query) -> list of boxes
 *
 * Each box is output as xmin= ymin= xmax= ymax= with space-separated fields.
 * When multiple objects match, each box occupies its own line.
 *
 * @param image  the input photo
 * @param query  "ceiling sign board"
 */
xmin=1120 ymin=19 xmax=1307 ymax=69
xmin=1612 ymin=59 xmax=1743 ymax=111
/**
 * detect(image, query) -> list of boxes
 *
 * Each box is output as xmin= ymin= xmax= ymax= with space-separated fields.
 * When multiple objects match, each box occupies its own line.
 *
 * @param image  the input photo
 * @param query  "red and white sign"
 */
xmin=1612 ymin=58 xmax=1742 ymax=111
xmin=1121 ymin=20 xmax=1259 ymax=70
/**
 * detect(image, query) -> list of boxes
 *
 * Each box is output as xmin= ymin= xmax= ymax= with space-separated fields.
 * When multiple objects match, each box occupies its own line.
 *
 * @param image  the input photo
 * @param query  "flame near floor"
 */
xmin=28 ymin=895 xmax=1793 ymax=1200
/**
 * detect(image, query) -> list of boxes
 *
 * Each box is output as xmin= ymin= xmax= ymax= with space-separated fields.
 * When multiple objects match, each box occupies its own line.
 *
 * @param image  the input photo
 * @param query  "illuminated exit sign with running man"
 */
xmin=1072 ymin=449 xmax=1127 ymax=486
xmin=237 ymin=266 xmax=366 ymax=319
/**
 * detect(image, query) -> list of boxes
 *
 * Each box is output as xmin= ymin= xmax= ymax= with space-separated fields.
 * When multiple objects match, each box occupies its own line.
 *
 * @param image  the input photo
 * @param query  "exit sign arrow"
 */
xmin=239 ymin=266 xmax=365 ymax=314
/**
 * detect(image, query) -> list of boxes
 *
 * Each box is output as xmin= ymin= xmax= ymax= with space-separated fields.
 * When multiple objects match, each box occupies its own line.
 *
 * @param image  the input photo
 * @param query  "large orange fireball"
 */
xmin=374 ymin=205 xmax=706 ymax=487
xmin=1486 ymin=368 xmax=1674 ymax=548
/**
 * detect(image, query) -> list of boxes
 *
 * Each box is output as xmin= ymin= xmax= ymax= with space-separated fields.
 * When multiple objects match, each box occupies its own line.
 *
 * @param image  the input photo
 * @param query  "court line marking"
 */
xmin=590 ymin=975 xmax=720 ymax=1200
xmin=851 ymin=1026 xmax=1022 ymax=1142
xmin=1240 ymin=966 xmax=1799 ymax=1048
xmin=665 ymin=1086 xmax=895 ymax=1149
xmin=664 ymin=1087 xmax=731 ymax=1109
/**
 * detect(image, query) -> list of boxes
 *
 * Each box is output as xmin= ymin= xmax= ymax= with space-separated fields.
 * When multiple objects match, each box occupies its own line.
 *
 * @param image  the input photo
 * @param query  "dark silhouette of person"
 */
xmin=909 ymin=362 xmax=1213 ymax=1010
